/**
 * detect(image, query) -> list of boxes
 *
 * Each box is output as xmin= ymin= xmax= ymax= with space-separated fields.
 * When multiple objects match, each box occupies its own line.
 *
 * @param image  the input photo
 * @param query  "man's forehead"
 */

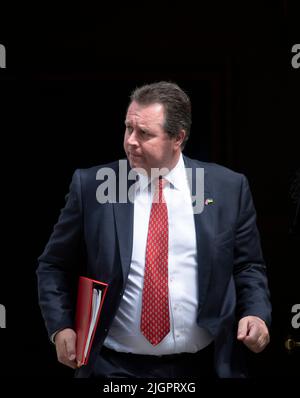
xmin=126 ymin=102 xmax=164 ymax=123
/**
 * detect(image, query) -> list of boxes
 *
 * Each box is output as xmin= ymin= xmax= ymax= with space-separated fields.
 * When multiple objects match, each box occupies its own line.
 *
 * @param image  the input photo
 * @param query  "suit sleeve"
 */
xmin=36 ymin=170 xmax=85 ymax=338
xmin=233 ymin=175 xmax=272 ymax=327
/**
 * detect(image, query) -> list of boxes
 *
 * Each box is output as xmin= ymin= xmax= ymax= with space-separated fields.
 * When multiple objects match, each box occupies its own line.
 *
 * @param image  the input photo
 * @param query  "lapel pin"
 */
xmin=205 ymin=198 xmax=214 ymax=205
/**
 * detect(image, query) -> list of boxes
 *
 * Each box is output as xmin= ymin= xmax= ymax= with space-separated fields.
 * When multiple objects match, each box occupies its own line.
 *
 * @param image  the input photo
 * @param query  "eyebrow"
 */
xmin=125 ymin=121 xmax=151 ymax=133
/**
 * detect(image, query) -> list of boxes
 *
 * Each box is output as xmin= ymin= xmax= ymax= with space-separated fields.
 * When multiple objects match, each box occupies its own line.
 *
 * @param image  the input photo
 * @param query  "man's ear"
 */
xmin=174 ymin=130 xmax=186 ymax=149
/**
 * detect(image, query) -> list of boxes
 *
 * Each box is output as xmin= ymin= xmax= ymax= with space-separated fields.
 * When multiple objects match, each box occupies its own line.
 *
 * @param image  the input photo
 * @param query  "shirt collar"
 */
xmin=164 ymin=153 xmax=187 ymax=191
xmin=136 ymin=153 xmax=186 ymax=192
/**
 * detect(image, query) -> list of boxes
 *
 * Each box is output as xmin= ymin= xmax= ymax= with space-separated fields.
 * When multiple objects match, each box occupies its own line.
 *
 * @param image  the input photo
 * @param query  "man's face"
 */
xmin=124 ymin=101 xmax=183 ymax=175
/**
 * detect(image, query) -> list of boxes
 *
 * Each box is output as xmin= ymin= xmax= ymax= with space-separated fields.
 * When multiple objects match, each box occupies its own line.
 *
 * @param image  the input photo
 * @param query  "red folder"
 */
xmin=75 ymin=276 xmax=108 ymax=366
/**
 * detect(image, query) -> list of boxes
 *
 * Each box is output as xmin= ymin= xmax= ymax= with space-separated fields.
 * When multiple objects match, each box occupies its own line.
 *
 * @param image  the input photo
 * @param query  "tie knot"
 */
xmin=153 ymin=177 xmax=167 ymax=203
xmin=152 ymin=177 xmax=168 ymax=203
xmin=158 ymin=177 xmax=168 ymax=190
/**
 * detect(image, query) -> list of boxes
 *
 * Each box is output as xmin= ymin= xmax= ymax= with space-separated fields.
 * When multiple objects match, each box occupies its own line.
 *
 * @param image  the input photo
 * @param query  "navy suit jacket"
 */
xmin=37 ymin=155 xmax=271 ymax=378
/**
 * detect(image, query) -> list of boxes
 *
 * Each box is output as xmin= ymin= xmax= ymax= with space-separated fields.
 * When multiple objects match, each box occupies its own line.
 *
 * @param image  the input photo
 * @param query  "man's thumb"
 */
xmin=237 ymin=319 xmax=248 ymax=340
xmin=65 ymin=335 xmax=76 ymax=361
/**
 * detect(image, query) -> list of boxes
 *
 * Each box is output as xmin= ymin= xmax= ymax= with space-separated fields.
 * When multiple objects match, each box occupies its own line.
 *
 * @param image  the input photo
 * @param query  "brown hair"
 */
xmin=130 ymin=81 xmax=191 ymax=149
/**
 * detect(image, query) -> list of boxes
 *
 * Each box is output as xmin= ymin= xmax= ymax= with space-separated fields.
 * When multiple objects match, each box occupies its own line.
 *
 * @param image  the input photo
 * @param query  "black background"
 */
xmin=0 ymin=0 xmax=299 ymax=390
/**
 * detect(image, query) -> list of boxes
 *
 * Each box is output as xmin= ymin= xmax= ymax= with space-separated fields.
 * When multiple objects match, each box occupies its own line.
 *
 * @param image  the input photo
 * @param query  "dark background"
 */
xmin=0 ymin=0 xmax=299 ymax=388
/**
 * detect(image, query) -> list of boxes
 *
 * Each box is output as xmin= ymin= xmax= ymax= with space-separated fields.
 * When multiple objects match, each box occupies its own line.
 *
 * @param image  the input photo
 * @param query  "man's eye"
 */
xmin=140 ymin=130 xmax=150 ymax=136
xmin=127 ymin=126 xmax=133 ymax=133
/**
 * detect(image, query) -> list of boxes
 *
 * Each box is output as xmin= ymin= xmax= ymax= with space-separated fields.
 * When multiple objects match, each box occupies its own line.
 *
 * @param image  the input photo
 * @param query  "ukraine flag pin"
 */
xmin=205 ymin=198 xmax=214 ymax=205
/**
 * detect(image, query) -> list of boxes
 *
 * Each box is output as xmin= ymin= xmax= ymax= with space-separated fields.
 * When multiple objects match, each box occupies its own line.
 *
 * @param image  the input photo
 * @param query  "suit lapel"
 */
xmin=113 ymin=161 xmax=135 ymax=283
xmin=183 ymin=155 xmax=216 ymax=311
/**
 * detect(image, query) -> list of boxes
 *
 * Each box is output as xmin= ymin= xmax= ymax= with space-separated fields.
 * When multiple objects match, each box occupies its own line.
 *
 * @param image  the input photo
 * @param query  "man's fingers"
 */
xmin=243 ymin=335 xmax=269 ymax=353
xmin=65 ymin=334 xmax=76 ymax=361
xmin=57 ymin=343 xmax=77 ymax=368
xmin=237 ymin=316 xmax=270 ymax=353
xmin=55 ymin=328 xmax=77 ymax=369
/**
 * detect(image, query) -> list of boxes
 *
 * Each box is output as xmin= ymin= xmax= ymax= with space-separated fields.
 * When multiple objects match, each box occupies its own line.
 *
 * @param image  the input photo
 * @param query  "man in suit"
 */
xmin=37 ymin=81 xmax=271 ymax=378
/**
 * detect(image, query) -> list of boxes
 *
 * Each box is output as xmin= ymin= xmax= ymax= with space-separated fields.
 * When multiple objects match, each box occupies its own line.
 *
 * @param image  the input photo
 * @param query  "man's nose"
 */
xmin=127 ymin=130 xmax=139 ymax=146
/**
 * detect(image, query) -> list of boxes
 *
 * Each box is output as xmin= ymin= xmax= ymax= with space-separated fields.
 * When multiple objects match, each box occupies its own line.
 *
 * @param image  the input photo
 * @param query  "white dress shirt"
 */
xmin=104 ymin=154 xmax=212 ymax=354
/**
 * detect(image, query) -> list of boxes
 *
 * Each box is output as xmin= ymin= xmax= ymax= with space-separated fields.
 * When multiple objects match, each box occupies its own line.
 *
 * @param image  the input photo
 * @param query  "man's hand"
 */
xmin=54 ymin=328 xmax=78 ymax=369
xmin=237 ymin=316 xmax=270 ymax=353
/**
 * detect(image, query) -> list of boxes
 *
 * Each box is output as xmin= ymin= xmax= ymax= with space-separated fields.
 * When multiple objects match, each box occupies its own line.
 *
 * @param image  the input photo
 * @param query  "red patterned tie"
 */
xmin=141 ymin=177 xmax=170 ymax=345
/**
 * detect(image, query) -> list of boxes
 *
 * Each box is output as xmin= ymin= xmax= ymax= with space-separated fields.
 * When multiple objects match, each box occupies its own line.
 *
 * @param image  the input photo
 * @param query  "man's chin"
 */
xmin=128 ymin=157 xmax=141 ymax=167
xmin=131 ymin=164 xmax=148 ymax=175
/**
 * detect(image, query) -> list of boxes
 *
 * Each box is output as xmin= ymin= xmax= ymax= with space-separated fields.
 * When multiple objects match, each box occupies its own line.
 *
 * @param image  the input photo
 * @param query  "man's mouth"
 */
xmin=129 ymin=152 xmax=142 ymax=158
